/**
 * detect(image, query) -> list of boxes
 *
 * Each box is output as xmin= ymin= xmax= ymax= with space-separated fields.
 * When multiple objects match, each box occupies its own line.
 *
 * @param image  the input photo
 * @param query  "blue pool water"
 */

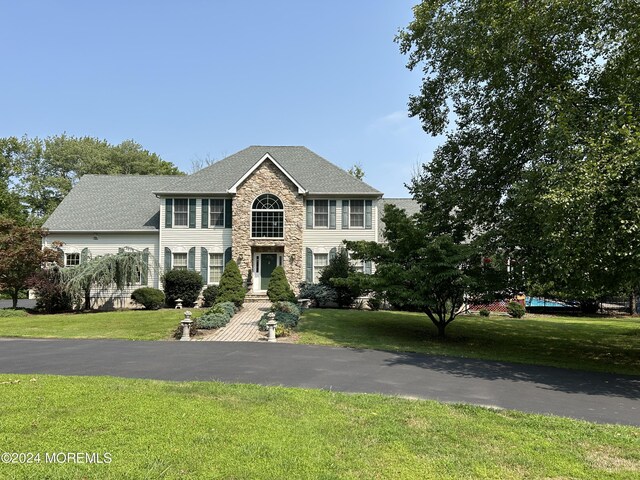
xmin=525 ymin=297 xmax=572 ymax=308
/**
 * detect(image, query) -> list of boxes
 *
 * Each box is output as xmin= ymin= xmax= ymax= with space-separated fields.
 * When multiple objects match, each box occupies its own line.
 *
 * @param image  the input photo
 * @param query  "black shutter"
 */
xmin=201 ymin=199 xmax=209 ymax=228
xmin=306 ymin=200 xmax=313 ymax=229
xmin=201 ymin=247 xmax=208 ymax=283
xmin=141 ymin=248 xmax=149 ymax=285
xmin=189 ymin=199 xmax=196 ymax=228
xmin=329 ymin=247 xmax=337 ymax=260
xmin=342 ymin=200 xmax=349 ymax=229
xmin=188 ymin=247 xmax=196 ymax=270
xmin=306 ymin=248 xmax=313 ymax=283
xmin=165 ymin=199 xmax=173 ymax=228
xmin=224 ymin=199 xmax=232 ymax=228
xmin=329 ymin=200 xmax=336 ymax=229
xmin=224 ymin=247 xmax=232 ymax=268
xmin=365 ymin=200 xmax=372 ymax=229
xmin=81 ymin=247 xmax=89 ymax=264
xmin=164 ymin=247 xmax=172 ymax=272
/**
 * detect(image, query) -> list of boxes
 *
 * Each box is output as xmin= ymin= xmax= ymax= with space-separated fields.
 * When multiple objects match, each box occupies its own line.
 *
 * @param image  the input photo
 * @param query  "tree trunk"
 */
xmin=631 ymin=290 xmax=638 ymax=316
xmin=436 ymin=321 xmax=446 ymax=337
xmin=11 ymin=288 xmax=19 ymax=309
xmin=84 ymin=287 xmax=91 ymax=311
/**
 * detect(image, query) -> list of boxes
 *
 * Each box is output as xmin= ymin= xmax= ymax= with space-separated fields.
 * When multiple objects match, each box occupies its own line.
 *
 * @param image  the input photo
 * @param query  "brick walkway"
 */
xmin=195 ymin=301 xmax=270 ymax=342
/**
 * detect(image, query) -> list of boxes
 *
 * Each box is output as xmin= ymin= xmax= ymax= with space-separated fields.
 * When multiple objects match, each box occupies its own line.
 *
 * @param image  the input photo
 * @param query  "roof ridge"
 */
xmin=81 ymin=174 xmax=182 ymax=178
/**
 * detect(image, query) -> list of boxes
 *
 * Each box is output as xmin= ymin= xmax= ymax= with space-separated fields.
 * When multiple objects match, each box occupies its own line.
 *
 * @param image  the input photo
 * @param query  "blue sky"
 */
xmin=1 ymin=0 xmax=440 ymax=197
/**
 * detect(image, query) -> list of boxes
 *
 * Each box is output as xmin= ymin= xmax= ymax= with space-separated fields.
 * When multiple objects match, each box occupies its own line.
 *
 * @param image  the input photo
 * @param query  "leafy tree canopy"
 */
xmin=397 ymin=0 xmax=640 ymax=301
xmin=1 ymin=134 xmax=183 ymax=222
xmin=346 ymin=205 xmax=508 ymax=337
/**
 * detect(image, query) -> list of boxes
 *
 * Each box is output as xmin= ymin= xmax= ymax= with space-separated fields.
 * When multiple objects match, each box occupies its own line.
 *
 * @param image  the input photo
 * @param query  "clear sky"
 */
xmin=1 ymin=0 xmax=440 ymax=197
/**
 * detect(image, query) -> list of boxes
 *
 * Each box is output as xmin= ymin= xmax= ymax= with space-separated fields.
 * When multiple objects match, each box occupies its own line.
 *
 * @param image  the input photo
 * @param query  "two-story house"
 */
xmin=43 ymin=146 xmax=405 ymax=307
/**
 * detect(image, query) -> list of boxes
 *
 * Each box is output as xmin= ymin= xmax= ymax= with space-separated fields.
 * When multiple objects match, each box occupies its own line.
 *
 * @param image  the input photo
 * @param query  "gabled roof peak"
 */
xmin=227 ymin=153 xmax=307 ymax=194
xmin=155 ymin=146 xmax=382 ymax=196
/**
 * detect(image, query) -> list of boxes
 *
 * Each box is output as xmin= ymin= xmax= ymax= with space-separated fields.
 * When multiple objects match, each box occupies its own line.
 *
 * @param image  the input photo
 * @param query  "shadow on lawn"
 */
xmin=382 ymin=351 xmax=640 ymax=400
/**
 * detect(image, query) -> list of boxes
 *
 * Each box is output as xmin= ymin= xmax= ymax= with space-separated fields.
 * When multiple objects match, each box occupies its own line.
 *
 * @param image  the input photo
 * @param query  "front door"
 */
xmin=260 ymin=254 xmax=278 ymax=290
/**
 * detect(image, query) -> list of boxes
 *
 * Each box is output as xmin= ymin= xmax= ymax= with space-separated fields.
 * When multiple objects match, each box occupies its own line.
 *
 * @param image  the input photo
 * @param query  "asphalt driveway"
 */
xmin=0 ymin=338 xmax=638 ymax=426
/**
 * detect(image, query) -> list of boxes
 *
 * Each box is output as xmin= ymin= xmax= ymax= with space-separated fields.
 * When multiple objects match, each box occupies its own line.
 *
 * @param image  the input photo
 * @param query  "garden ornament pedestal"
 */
xmin=266 ymin=312 xmax=277 ymax=343
xmin=175 ymin=298 xmax=183 ymax=309
xmin=180 ymin=311 xmax=193 ymax=341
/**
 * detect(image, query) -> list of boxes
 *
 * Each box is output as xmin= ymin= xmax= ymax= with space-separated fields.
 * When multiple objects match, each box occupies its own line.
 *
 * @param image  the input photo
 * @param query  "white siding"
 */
xmin=302 ymin=198 xmax=379 ymax=280
xmin=43 ymin=232 xmax=160 ymax=308
xmin=159 ymin=198 xmax=231 ymax=283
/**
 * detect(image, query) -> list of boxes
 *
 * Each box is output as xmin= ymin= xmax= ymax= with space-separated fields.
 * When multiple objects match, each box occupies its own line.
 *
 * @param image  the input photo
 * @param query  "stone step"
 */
xmin=244 ymin=294 xmax=269 ymax=303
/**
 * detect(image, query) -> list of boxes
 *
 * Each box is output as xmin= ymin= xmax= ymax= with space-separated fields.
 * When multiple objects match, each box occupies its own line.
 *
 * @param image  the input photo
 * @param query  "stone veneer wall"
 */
xmin=231 ymin=160 xmax=304 ymax=292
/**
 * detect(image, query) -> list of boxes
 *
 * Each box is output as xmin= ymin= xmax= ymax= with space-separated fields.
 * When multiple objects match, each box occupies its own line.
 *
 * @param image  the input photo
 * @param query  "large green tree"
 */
xmin=1 ymin=134 xmax=183 ymax=222
xmin=398 ymin=0 xmax=640 ymax=305
xmin=346 ymin=205 xmax=507 ymax=337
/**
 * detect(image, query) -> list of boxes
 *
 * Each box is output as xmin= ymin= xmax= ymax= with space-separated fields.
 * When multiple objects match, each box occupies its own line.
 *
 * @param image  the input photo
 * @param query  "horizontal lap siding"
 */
xmin=302 ymin=199 xmax=379 ymax=277
xmin=160 ymin=198 xmax=232 ymax=283
xmin=43 ymin=232 xmax=160 ymax=307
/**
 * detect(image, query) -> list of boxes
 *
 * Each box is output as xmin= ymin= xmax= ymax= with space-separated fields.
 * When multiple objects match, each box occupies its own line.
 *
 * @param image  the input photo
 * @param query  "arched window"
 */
xmin=252 ymin=194 xmax=284 ymax=238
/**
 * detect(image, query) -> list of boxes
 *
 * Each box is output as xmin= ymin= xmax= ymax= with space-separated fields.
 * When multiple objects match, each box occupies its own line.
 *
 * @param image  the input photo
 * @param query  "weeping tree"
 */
xmin=60 ymin=247 xmax=155 ymax=310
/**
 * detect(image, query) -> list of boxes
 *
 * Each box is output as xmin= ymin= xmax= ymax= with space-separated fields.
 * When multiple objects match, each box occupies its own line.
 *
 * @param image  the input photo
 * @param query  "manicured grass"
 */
xmin=297 ymin=309 xmax=640 ymax=375
xmin=0 ymin=309 xmax=201 ymax=340
xmin=1 ymin=374 xmax=638 ymax=479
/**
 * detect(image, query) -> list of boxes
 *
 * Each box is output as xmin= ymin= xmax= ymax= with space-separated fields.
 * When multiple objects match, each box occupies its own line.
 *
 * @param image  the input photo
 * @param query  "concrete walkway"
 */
xmin=0 ymin=338 xmax=638 ymax=426
xmin=195 ymin=301 xmax=269 ymax=342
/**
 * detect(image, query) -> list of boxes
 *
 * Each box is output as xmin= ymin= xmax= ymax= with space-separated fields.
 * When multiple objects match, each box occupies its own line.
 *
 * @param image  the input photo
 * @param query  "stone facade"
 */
xmin=231 ymin=160 xmax=304 ymax=291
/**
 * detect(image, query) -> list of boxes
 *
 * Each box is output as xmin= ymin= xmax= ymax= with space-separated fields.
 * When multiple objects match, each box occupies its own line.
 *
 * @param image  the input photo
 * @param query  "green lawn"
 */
xmin=0 ymin=374 xmax=638 ymax=479
xmin=0 ymin=309 xmax=199 ymax=340
xmin=296 ymin=309 xmax=640 ymax=375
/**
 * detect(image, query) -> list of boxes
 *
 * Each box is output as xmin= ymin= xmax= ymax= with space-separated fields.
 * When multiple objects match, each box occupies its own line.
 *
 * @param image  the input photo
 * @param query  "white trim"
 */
xmin=311 ymin=199 xmax=330 ymax=229
xmin=227 ymin=153 xmax=307 ymax=194
xmin=250 ymin=193 xmax=286 ymax=240
xmin=253 ymin=252 xmax=282 ymax=293
xmin=207 ymin=198 xmax=226 ymax=228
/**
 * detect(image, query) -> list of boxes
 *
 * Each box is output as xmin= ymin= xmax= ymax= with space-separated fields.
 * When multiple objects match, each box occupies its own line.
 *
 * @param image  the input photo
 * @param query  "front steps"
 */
xmin=244 ymin=293 xmax=269 ymax=303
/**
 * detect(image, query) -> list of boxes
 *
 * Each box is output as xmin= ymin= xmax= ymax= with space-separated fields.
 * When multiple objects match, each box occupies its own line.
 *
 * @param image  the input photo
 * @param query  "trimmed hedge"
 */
xmin=197 ymin=312 xmax=231 ymax=330
xmin=131 ymin=287 xmax=165 ymax=310
xmin=215 ymin=301 xmax=237 ymax=318
xmin=258 ymin=311 xmax=300 ymax=331
xmin=267 ymin=266 xmax=296 ymax=303
xmin=507 ymin=301 xmax=526 ymax=318
xmin=162 ymin=269 xmax=203 ymax=307
xmin=193 ymin=302 xmax=237 ymax=331
xmin=298 ymin=282 xmax=337 ymax=308
xmin=216 ymin=260 xmax=246 ymax=308
xmin=271 ymin=301 xmax=300 ymax=317
xmin=202 ymin=285 xmax=219 ymax=308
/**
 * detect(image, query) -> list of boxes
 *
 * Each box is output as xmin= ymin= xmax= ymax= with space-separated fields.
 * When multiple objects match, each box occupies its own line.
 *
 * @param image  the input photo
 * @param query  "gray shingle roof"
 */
xmin=378 ymin=197 xmax=420 ymax=239
xmin=43 ymin=175 xmax=179 ymax=231
xmin=154 ymin=146 xmax=382 ymax=195
xmin=44 ymin=146 xmax=383 ymax=232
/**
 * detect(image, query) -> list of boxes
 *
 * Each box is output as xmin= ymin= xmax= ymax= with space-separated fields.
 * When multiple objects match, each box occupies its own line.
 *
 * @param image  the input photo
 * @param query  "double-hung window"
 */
xmin=350 ymin=200 xmax=365 ymax=228
xmin=173 ymin=253 xmax=188 ymax=270
xmin=174 ymin=199 xmax=189 ymax=227
xmin=313 ymin=253 xmax=329 ymax=283
xmin=314 ymin=200 xmax=329 ymax=228
xmin=210 ymin=199 xmax=224 ymax=227
xmin=209 ymin=253 xmax=224 ymax=283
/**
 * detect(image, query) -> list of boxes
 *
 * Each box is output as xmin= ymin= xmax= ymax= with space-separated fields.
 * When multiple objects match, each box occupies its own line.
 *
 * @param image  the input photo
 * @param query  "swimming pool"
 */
xmin=525 ymin=297 xmax=572 ymax=308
